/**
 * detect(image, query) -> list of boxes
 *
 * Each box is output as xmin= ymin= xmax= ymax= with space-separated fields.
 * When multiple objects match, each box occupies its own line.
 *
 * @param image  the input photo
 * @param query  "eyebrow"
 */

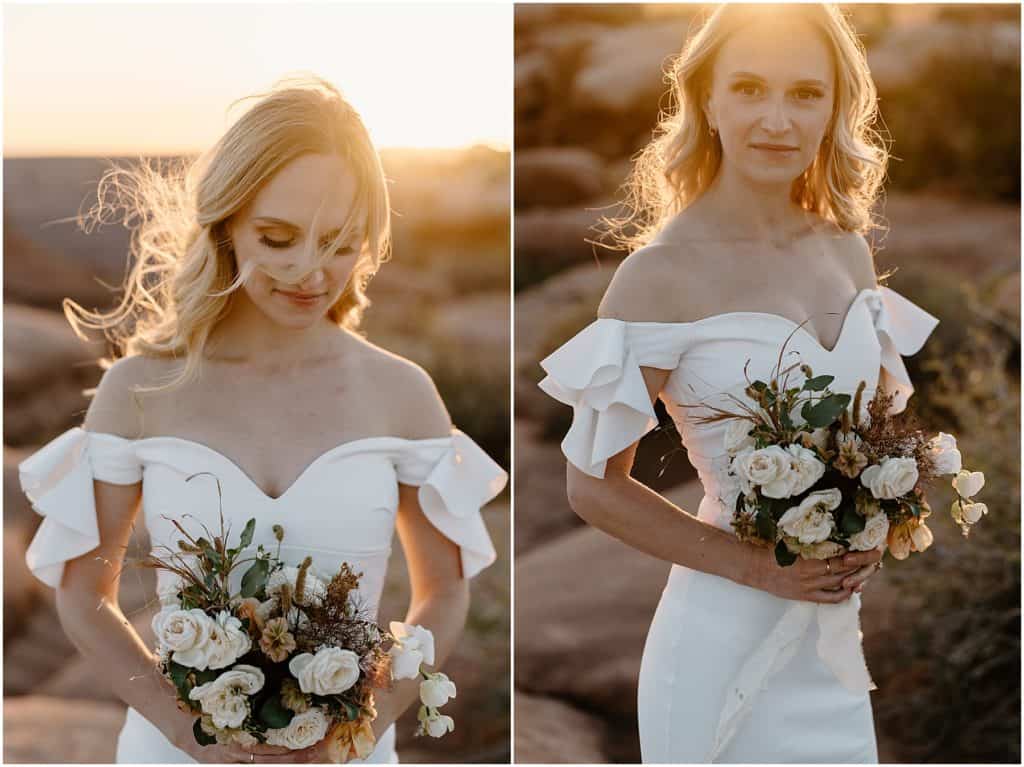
xmin=728 ymin=71 xmax=829 ymax=88
xmin=252 ymin=216 xmax=348 ymax=243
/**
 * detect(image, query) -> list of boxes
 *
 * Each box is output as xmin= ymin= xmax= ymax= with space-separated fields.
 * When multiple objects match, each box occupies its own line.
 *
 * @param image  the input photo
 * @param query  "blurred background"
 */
xmin=514 ymin=3 xmax=1019 ymax=763
xmin=4 ymin=4 xmax=510 ymax=763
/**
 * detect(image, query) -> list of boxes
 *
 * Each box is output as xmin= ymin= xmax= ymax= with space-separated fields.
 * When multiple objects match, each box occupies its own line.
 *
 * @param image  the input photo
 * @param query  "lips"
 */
xmin=750 ymin=143 xmax=798 ymax=151
xmin=274 ymin=289 xmax=326 ymax=300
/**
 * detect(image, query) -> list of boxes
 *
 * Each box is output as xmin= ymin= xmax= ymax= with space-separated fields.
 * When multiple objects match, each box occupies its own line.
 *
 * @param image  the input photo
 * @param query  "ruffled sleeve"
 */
xmin=393 ymin=431 xmax=507 ymax=579
xmin=866 ymin=286 xmax=940 ymax=413
xmin=538 ymin=319 xmax=690 ymax=478
xmin=19 ymin=427 xmax=141 ymax=588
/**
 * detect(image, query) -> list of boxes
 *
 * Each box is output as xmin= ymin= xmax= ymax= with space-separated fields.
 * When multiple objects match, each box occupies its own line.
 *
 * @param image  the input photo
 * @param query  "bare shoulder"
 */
xmin=598 ymin=242 xmax=704 ymax=322
xmin=827 ymin=228 xmax=879 ymax=290
xmin=83 ymin=354 xmax=174 ymax=438
xmin=343 ymin=334 xmax=452 ymax=440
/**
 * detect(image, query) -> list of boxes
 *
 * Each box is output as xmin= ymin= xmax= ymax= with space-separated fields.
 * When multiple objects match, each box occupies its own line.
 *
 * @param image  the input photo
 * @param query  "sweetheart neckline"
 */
xmin=85 ymin=430 xmax=458 ymax=503
xmin=605 ymin=286 xmax=881 ymax=355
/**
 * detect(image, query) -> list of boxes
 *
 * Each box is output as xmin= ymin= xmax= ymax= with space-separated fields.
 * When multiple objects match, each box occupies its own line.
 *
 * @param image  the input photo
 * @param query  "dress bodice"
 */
xmin=539 ymin=285 xmax=939 ymax=533
xmin=20 ymin=428 xmax=508 ymax=621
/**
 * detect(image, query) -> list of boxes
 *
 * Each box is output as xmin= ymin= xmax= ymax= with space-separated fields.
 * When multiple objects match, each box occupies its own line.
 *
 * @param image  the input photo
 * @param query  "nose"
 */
xmin=292 ymin=267 xmax=327 ymax=292
xmin=760 ymin=96 xmax=792 ymax=134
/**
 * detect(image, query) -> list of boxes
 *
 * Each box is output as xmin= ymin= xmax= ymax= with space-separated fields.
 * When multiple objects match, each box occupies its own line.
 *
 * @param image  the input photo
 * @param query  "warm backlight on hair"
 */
xmin=4 ymin=4 xmax=511 ymax=156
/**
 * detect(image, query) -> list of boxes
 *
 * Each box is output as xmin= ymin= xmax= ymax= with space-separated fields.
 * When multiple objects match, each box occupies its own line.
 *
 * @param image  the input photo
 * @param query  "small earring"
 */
xmin=710 ymin=126 xmax=717 ymax=136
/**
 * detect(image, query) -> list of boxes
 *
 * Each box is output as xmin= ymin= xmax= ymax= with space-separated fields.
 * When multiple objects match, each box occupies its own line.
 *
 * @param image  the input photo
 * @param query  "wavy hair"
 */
xmin=605 ymin=3 xmax=889 ymax=250
xmin=66 ymin=74 xmax=391 ymax=393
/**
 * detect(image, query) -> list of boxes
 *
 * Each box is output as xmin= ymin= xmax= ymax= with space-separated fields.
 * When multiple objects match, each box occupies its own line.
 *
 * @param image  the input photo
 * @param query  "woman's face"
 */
xmin=704 ymin=16 xmax=836 ymax=187
xmin=228 ymin=152 xmax=362 ymax=329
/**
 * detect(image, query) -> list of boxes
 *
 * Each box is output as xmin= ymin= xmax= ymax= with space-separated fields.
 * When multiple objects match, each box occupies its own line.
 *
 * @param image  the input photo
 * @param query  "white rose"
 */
xmin=735 ymin=446 xmax=795 ymax=497
xmin=289 ymin=647 xmax=361 ymax=696
xmin=849 ymin=511 xmax=890 ymax=551
xmin=267 ymin=566 xmax=327 ymax=606
xmin=389 ymin=622 xmax=436 ymax=680
xmin=860 ymin=457 xmax=919 ymax=499
xmin=723 ymin=419 xmax=756 ymax=456
xmin=265 ymin=708 xmax=329 ymax=750
xmin=952 ymin=469 xmax=985 ymax=500
xmin=926 ymin=432 xmax=962 ymax=475
xmin=188 ymin=665 xmax=264 ymax=729
xmin=419 ymin=708 xmax=455 ymax=738
xmin=785 ymin=443 xmax=826 ymax=496
xmin=420 ymin=672 xmax=457 ymax=708
xmin=155 ymin=608 xmax=211 ymax=661
xmin=778 ymin=489 xmax=841 ymax=544
xmin=196 ymin=611 xmax=252 ymax=671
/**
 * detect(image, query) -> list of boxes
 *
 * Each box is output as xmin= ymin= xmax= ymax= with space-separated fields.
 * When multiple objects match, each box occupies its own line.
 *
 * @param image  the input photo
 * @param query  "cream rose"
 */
xmin=389 ymin=622 xmax=436 ymax=680
xmin=289 ymin=647 xmax=361 ymax=696
xmin=778 ymin=489 xmax=841 ymax=544
xmin=785 ymin=443 xmax=826 ymax=496
xmin=735 ymin=446 xmax=796 ymax=498
xmin=849 ymin=511 xmax=890 ymax=551
xmin=265 ymin=708 xmax=329 ymax=750
xmin=860 ymin=457 xmax=919 ymax=500
xmin=188 ymin=665 xmax=265 ymax=729
xmin=723 ymin=419 xmax=756 ymax=456
xmin=926 ymin=432 xmax=962 ymax=475
xmin=420 ymin=672 xmax=457 ymax=708
xmin=154 ymin=609 xmax=213 ymax=666
xmin=952 ymin=469 xmax=985 ymax=500
xmin=193 ymin=611 xmax=252 ymax=671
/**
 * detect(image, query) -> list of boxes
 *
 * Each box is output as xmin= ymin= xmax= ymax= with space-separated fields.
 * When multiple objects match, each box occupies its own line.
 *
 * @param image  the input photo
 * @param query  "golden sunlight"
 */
xmin=3 ymin=4 xmax=511 ymax=156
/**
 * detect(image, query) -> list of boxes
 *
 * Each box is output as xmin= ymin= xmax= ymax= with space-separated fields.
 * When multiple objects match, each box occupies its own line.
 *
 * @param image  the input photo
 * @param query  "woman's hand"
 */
xmin=751 ymin=546 xmax=884 ymax=604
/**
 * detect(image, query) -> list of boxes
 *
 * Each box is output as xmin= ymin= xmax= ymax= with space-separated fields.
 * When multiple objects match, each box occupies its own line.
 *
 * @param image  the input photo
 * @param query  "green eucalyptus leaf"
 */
xmin=239 ymin=518 xmax=256 ymax=550
xmin=801 ymin=394 xmax=851 ymax=428
xmin=840 ymin=507 xmax=867 ymax=535
xmin=803 ymin=375 xmax=835 ymax=391
xmin=258 ymin=695 xmax=295 ymax=729
xmin=241 ymin=558 xmax=270 ymax=599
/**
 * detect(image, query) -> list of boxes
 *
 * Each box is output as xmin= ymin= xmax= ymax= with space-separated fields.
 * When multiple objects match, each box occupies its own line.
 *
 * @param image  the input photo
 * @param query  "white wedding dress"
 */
xmin=539 ymin=278 xmax=939 ymax=763
xmin=20 ymin=427 xmax=507 ymax=763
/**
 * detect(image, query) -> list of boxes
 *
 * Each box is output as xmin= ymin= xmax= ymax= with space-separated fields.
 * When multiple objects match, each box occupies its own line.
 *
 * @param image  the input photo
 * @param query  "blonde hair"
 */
xmin=67 ymin=74 xmax=391 ymax=392
xmin=606 ymin=3 xmax=889 ymax=250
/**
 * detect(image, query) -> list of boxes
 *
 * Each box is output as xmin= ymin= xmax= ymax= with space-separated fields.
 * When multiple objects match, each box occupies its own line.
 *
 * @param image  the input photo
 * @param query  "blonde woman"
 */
xmin=539 ymin=5 xmax=939 ymax=762
xmin=19 ymin=76 xmax=506 ymax=764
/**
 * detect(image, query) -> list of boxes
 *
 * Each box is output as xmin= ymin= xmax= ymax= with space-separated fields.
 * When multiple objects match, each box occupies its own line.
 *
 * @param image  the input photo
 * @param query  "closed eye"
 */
xmin=259 ymin=235 xmax=294 ymax=249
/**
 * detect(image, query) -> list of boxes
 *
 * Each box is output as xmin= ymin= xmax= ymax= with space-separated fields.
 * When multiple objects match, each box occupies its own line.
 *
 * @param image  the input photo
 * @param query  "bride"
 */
xmin=18 ymin=76 xmax=507 ymax=763
xmin=539 ymin=4 xmax=939 ymax=763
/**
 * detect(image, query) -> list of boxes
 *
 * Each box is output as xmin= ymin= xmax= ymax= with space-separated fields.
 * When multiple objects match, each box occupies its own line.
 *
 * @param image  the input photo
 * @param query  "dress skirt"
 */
xmin=638 ymin=564 xmax=878 ymax=763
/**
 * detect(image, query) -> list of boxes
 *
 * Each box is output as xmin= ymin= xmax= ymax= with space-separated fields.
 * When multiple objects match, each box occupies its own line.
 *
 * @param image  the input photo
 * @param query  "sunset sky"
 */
xmin=4 ymin=3 xmax=511 ymax=156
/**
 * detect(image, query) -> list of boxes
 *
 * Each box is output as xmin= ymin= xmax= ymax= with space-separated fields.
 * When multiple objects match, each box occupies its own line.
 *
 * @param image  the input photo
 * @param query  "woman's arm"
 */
xmin=565 ymin=365 xmax=881 ymax=604
xmin=370 ymin=483 xmax=470 ymax=739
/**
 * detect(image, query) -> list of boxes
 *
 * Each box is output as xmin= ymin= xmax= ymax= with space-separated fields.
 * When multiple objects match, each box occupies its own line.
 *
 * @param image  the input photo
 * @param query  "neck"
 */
xmin=203 ymin=292 xmax=338 ymax=369
xmin=697 ymin=162 xmax=809 ymax=242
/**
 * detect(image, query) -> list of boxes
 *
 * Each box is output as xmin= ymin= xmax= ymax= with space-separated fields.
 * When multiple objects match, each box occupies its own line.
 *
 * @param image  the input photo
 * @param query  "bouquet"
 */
xmin=693 ymin=346 xmax=987 ymax=567
xmin=142 ymin=474 xmax=457 ymax=760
